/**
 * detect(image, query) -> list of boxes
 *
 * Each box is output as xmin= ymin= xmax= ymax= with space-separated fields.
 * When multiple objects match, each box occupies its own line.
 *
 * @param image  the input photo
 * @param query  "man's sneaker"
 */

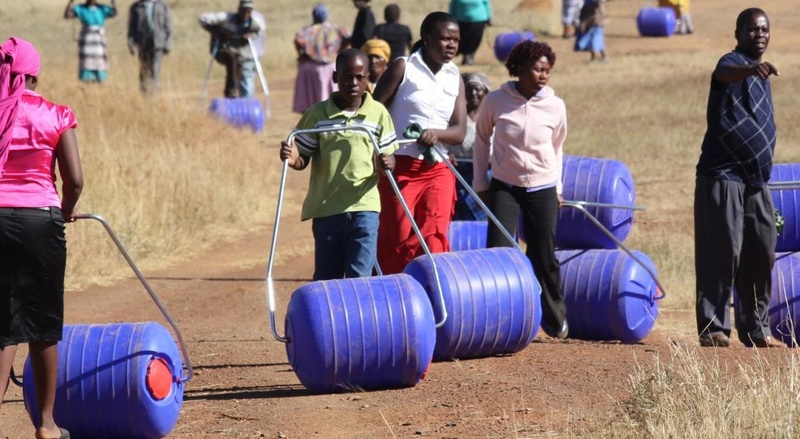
xmin=542 ymin=320 xmax=569 ymax=339
xmin=699 ymin=332 xmax=730 ymax=347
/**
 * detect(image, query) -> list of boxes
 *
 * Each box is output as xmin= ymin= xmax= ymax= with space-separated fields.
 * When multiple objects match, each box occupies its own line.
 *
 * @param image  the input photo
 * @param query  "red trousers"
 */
xmin=377 ymin=155 xmax=456 ymax=274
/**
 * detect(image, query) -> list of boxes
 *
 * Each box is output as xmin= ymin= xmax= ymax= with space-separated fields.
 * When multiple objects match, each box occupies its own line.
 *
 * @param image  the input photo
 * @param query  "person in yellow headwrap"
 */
xmin=361 ymin=38 xmax=390 ymax=93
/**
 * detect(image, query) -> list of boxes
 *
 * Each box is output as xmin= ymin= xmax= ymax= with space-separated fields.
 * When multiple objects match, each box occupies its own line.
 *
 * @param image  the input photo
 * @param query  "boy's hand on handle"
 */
xmin=280 ymin=141 xmax=301 ymax=169
xmin=753 ymin=62 xmax=779 ymax=79
xmin=379 ymin=153 xmax=395 ymax=172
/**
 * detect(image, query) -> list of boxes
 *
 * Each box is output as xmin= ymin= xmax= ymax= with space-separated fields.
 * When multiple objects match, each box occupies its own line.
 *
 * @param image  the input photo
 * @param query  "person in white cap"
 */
xmin=198 ymin=0 xmax=265 ymax=98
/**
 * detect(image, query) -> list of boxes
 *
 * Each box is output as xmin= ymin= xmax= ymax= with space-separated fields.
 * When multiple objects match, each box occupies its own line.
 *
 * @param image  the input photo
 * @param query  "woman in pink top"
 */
xmin=472 ymin=40 xmax=568 ymax=340
xmin=0 ymin=37 xmax=83 ymax=439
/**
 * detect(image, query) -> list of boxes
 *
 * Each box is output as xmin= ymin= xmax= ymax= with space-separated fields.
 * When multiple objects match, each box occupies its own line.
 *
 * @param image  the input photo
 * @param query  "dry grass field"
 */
xmin=2 ymin=0 xmax=800 ymax=438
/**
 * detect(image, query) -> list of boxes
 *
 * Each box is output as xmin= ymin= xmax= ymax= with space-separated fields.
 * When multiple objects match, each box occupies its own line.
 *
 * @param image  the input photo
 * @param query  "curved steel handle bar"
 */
xmin=200 ymin=38 xmax=219 ymax=106
xmin=426 ymin=144 xmax=520 ymax=251
xmin=559 ymin=203 xmax=666 ymax=301
xmin=75 ymin=214 xmax=193 ymax=383
xmin=563 ymin=200 xmax=646 ymax=211
xmin=247 ymin=38 xmax=271 ymax=120
xmin=266 ymin=127 xmax=449 ymax=343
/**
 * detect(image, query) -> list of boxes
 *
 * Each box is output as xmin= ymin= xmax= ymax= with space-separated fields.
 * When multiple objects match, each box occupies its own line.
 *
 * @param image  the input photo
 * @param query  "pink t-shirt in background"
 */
xmin=0 ymin=89 xmax=77 ymax=208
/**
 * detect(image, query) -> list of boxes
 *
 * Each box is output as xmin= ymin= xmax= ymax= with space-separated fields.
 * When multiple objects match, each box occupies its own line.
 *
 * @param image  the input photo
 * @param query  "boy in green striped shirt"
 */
xmin=280 ymin=48 xmax=398 ymax=280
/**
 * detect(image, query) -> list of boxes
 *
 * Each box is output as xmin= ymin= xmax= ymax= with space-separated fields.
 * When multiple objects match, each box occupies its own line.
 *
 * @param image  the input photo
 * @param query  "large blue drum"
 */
xmin=209 ymin=97 xmax=265 ymax=132
xmin=493 ymin=32 xmax=536 ymax=62
xmin=636 ymin=7 xmax=677 ymax=37
xmin=285 ymin=274 xmax=436 ymax=392
xmin=404 ymin=248 xmax=541 ymax=361
xmin=23 ymin=322 xmax=184 ymax=439
xmin=770 ymin=163 xmax=800 ymax=252
xmin=558 ymin=155 xmax=637 ymax=249
xmin=558 ymin=249 xmax=660 ymax=343
xmin=768 ymin=252 xmax=800 ymax=347
xmin=447 ymin=220 xmax=488 ymax=252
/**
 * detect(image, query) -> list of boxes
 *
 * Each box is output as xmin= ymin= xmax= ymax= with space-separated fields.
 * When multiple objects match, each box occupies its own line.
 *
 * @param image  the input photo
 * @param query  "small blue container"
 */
xmin=23 ymin=322 xmax=184 ymax=439
xmin=558 ymin=155 xmax=637 ymax=249
xmin=448 ymin=220 xmax=488 ymax=252
xmin=493 ymin=32 xmax=536 ymax=62
xmin=558 ymin=249 xmax=659 ymax=343
xmin=404 ymin=247 xmax=541 ymax=361
xmin=636 ymin=7 xmax=676 ymax=37
xmin=285 ymin=274 xmax=436 ymax=392
xmin=770 ymin=163 xmax=800 ymax=252
xmin=209 ymin=97 xmax=265 ymax=132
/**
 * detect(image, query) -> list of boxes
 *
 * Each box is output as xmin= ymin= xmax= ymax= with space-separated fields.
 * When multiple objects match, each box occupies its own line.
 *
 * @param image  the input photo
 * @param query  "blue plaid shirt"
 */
xmin=696 ymin=49 xmax=777 ymax=188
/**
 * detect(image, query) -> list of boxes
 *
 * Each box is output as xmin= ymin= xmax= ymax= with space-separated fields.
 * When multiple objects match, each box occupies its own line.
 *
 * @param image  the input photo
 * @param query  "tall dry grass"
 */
xmin=600 ymin=343 xmax=800 ymax=438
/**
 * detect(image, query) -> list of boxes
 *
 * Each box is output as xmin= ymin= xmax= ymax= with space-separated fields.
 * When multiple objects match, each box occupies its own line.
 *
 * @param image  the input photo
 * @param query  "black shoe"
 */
xmin=542 ymin=320 xmax=568 ymax=339
xmin=699 ymin=332 xmax=730 ymax=347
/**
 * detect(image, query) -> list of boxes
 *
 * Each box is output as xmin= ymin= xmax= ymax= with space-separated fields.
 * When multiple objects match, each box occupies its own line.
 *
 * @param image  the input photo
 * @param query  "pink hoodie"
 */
xmin=472 ymin=81 xmax=567 ymax=194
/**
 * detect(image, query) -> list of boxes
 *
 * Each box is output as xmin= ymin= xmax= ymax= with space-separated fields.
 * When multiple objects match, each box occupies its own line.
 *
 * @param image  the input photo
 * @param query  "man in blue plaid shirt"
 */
xmin=694 ymin=8 xmax=782 ymax=349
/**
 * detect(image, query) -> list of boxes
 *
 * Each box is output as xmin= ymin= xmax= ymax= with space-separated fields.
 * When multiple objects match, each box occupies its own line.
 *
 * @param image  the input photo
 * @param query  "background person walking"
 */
xmin=199 ymin=0 xmax=265 ymax=99
xmin=694 ymin=8 xmax=781 ymax=349
xmin=449 ymin=0 xmax=492 ymax=65
xmin=128 ymin=0 xmax=173 ymax=95
xmin=63 ymin=0 xmax=118 ymax=83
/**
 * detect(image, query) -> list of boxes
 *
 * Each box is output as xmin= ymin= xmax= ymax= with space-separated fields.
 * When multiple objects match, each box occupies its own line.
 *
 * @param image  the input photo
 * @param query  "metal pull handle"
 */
xmin=76 ymin=214 xmax=194 ymax=383
xmin=248 ymin=37 xmax=271 ymax=120
xmin=266 ymin=127 xmax=450 ymax=344
xmin=558 ymin=203 xmax=666 ymax=301
xmin=425 ymin=143 xmax=663 ymax=301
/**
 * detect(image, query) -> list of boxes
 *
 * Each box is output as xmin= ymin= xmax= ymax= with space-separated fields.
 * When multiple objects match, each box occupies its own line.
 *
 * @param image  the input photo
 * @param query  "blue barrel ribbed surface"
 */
xmin=558 ymin=155 xmax=636 ymax=249
xmin=768 ymin=252 xmax=800 ymax=347
xmin=770 ymin=163 xmax=800 ymax=252
xmin=404 ymin=248 xmax=541 ymax=361
xmin=209 ymin=98 xmax=265 ymax=132
xmin=448 ymin=221 xmax=488 ymax=252
xmin=636 ymin=7 xmax=676 ymax=37
xmin=23 ymin=322 xmax=184 ymax=439
xmin=493 ymin=32 xmax=536 ymax=62
xmin=285 ymin=273 xmax=436 ymax=392
xmin=558 ymin=249 xmax=659 ymax=343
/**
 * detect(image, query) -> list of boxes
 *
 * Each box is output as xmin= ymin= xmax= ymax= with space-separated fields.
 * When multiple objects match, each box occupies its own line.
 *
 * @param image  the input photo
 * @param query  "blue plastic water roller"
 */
xmin=285 ymin=273 xmax=436 ymax=392
xmin=448 ymin=220 xmax=488 ymax=252
xmin=636 ymin=7 xmax=676 ymax=37
xmin=558 ymin=249 xmax=659 ymax=343
xmin=767 ymin=252 xmax=800 ymax=347
xmin=769 ymin=163 xmax=800 ymax=252
xmin=209 ymin=97 xmax=265 ymax=132
xmin=493 ymin=31 xmax=536 ymax=62
xmin=23 ymin=322 xmax=184 ymax=439
xmin=557 ymin=155 xmax=636 ymax=249
xmin=403 ymin=247 xmax=541 ymax=361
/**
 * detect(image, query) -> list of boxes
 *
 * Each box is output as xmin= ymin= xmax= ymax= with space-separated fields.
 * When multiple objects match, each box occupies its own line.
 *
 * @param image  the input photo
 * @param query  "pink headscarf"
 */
xmin=0 ymin=37 xmax=41 ymax=176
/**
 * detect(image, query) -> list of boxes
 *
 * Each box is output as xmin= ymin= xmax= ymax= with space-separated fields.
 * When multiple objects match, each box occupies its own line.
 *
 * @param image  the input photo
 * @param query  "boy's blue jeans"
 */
xmin=312 ymin=211 xmax=379 ymax=281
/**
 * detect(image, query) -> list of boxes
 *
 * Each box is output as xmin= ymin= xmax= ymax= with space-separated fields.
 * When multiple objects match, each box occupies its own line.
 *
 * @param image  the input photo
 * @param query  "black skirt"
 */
xmin=457 ymin=20 xmax=488 ymax=55
xmin=0 ymin=207 xmax=66 ymax=345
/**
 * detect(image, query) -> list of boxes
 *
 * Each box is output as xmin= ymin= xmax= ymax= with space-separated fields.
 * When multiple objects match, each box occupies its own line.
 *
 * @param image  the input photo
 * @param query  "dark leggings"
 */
xmin=486 ymin=180 xmax=566 ymax=330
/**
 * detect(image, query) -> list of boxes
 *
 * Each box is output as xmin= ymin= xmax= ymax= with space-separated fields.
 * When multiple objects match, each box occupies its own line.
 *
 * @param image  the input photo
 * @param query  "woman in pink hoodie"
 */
xmin=472 ymin=40 xmax=568 ymax=339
